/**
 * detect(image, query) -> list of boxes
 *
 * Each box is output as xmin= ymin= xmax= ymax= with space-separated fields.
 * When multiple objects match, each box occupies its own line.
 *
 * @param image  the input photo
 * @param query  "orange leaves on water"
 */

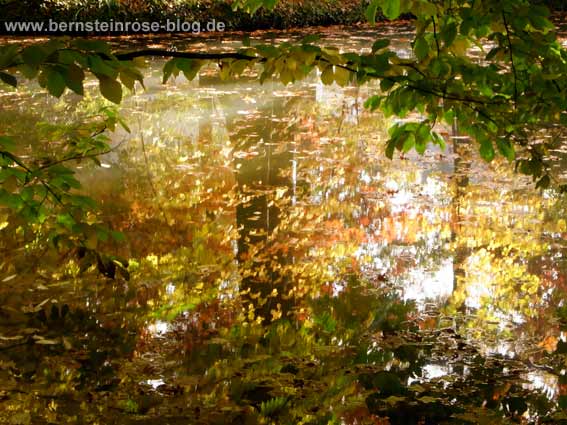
xmin=417 ymin=316 xmax=437 ymax=331
xmin=321 ymin=219 xmax=366 ymax=244
xmin=375 ymin=212 xmax=422 ymax=244
xmin=538 ymin=335 xmax=558 ymax=353
xmin=491 ymin=383 xmax=511 ymax=401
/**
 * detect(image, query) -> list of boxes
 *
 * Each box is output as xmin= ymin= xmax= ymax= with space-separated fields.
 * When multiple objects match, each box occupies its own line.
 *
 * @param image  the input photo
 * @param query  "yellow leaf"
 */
xmin=334 ymin=66 xmax=351 ymax=87
xmin=320 ymin=65 xmax=334 ymax=85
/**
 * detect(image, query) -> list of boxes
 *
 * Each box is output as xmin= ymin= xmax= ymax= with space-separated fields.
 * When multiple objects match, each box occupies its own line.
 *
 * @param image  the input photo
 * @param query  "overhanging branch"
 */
xmin=115 ymin=50 xmax=258 ymax=61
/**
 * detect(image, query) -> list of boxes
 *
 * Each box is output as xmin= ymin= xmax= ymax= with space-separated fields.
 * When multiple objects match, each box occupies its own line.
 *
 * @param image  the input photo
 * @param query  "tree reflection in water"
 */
xmin=1 ymin=30 xmax=567 ymax=424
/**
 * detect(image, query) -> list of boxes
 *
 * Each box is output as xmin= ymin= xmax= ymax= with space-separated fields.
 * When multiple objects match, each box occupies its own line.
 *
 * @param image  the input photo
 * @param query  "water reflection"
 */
xmin=1 ymin=29 xmax=567 ymax=423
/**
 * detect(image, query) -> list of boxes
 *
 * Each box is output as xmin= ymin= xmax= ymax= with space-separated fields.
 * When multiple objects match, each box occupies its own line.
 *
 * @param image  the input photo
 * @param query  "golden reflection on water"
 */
xmin=1 ymin=30 xmax=567 ymax=423
xmin=97 ymin=61 xmax=567 ymax=400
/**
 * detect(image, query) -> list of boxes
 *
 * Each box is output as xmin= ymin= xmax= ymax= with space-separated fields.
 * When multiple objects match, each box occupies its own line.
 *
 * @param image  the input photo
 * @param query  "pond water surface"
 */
xmin=1 ymin=27 xmax=567 ymax=424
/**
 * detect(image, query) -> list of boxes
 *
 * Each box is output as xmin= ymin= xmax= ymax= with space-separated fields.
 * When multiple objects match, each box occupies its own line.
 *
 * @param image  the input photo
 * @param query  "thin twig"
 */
xmin=336 ymin=61 xmax=503 ymax=106
xmin=432 ymin=16 xmax=441 ymax=56
xmin=37 ymin=140 xmax=125 ymax=171
xmin=115 ymin=50 xmax=257 ymax=61
xmin=0 ymin=151 xmax=63 ymax=205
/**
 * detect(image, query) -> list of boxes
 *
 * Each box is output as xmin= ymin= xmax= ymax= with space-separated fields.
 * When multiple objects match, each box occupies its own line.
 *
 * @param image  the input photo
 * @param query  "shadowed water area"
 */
xmin=2 ymin=27 xmax=567 ymax=424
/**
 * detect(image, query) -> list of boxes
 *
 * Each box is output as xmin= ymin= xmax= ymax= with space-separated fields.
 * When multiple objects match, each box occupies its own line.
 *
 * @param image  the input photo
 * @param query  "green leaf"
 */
xmin=496 ymin=138 xmax=515 ymax=161
xmin=372 ymin=39 xmax=391 ymax=53
xmin=0 ymin=136 xmax=15 ymax=150
xmin=380 ymin=0 xmax=401 ymax=20
xmin=334 ymin=66 xmax=351 ymax=86
xmin=415 ymin=124 xmax=430 ymax=154
xmin=364 ymin=95 xmax=382 ymax=110
xmin=0 ymin=45 xmax=18 ymax=68
xmin=96 ymin=227 xmax=109 ymax=242
xmin=431 ymin=131 xmax=446 ymax=150
xmin=401 ymin=133 xmax=415 ymax=152
xmin=88 ymin=55 xmax=118 ymax=79
xmin=380 ymin=78 xmax=395 ymax=91
xmin=121 ymin=399 xmax=138 ymax=414
xmin=0 ymin=189 xmax=23 ymax=210
xmin=56 ymin=213 xmax=76 ymax=230
xmin=117 ymin=116 xmax=131 ymax=133
xmin=279 ymin=68 xmax=292 ymax=84
xmin=442 ymin=22 xmax=458 ymax=48
xmin=119 ymin=70 xmax=136 ymax=91
xmin=99 ymin=76 xmax=123 ymax=104
xmin=21 ymin=45 xmax=48 ymax=68
xmin=46 ymin=70 xmax=66 ymax=97
xmin=320 ymin=65 xmax=334 ymax=85
xmin=111 ymin=230 xmax=126 ymax=242
xmin=176 ymin=59 xmax=203 ymax=81
xmin=530 ymin=15 xmax=553 ymax=32
xmin=64 ymin=63 xmax=85 ymax=95
xmin=535 ymin=175 xmax=550 ymax=189
xmin=460 ymin=17 xmax=474 ymax=36
xmin=365 ymin=0 xmax=380 ymax=25
xmin=414 ymin=36 xmax=429 ymax=61
xmin=58 ymin=49 xmax=77 ymax=65
xmin=385 ymin=138 xmax=396 ymax=159
xmin=18 ymin=64 xmax=38 ymax=79
xmin=256 ymin=44 xmax=280 ymax=58
xmin=163 ymin=58 xmax=177 ymax=83
xmin=479 ymin=138 xmax=495 ymax=162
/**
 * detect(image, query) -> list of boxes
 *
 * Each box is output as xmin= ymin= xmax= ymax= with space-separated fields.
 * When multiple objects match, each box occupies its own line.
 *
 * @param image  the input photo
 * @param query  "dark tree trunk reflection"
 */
xmin=225 ymin=97 xmax=294 ymax=324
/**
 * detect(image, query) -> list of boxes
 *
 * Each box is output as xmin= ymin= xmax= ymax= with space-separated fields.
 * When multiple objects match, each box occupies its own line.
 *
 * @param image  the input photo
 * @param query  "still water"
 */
xmin=1 ymin=28 xmax=567 ymax=424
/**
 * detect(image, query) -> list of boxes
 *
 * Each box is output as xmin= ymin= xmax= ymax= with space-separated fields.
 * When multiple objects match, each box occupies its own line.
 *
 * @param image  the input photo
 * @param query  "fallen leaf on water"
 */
xmin=383 ymin=395 xmax=405 ymax=405
xmin=418 ymin=396 xmax=439 ymax=403
xmin=538 ymin=335 xmax=558 ymax=353
xmin=32 ymin=335 xmax=59 ymax=345
xmin=0 ymin=335 xmax=24 ymax=341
